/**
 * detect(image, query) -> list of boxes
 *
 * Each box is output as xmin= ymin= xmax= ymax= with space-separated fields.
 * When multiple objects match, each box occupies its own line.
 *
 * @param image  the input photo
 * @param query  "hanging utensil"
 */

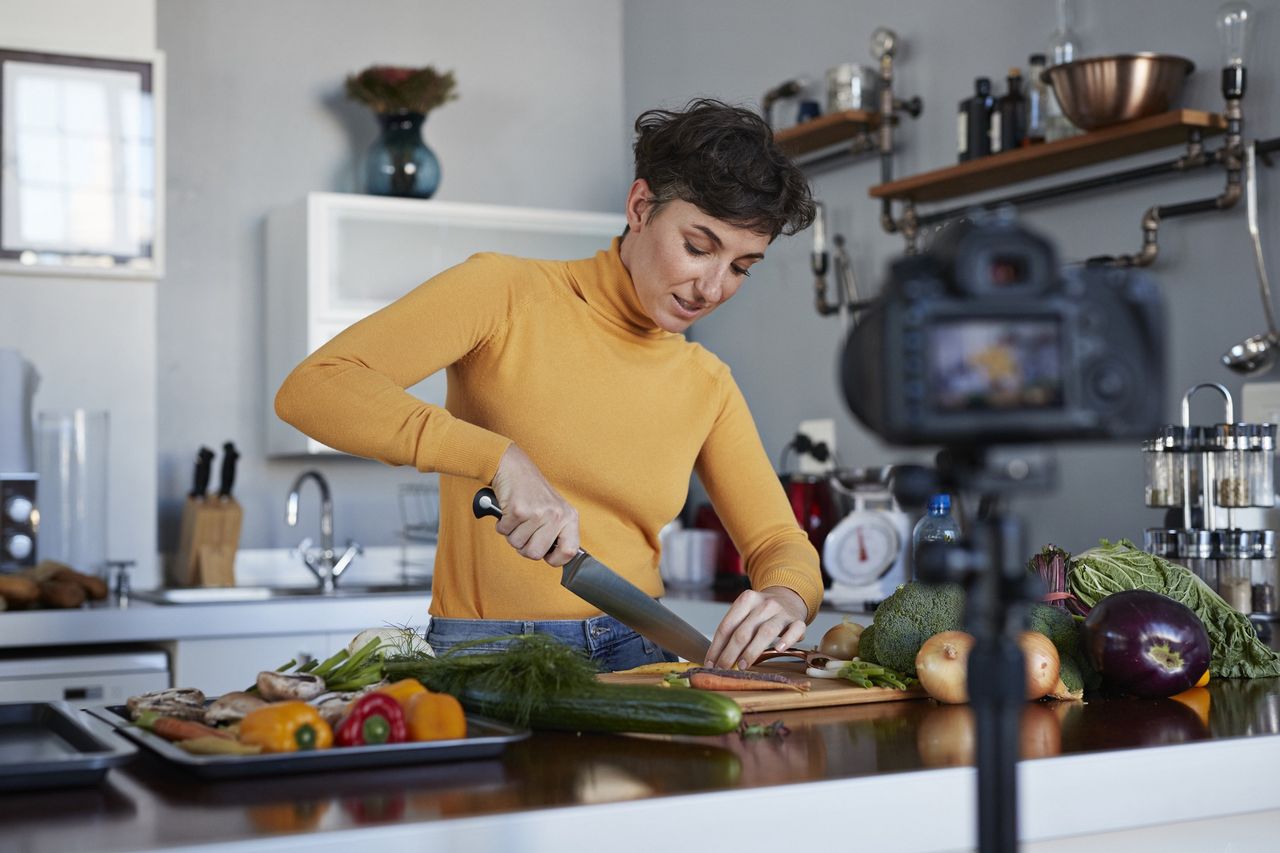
xmin=1222 ymin=142 xmax=1279 ymax=374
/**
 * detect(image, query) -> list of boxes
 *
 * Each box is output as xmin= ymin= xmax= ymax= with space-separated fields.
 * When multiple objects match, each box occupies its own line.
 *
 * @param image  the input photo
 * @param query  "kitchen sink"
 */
xmin=132 ymin=582 xmax=431 ymax=605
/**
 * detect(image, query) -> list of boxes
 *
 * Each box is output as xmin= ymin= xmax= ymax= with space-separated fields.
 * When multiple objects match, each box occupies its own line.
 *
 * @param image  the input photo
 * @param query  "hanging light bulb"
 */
xmin=1217 ymin=2 xmax=1253 ymax=98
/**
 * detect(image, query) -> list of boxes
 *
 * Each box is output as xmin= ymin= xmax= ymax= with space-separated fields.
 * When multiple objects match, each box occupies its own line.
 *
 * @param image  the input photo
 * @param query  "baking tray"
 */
xmin=0 ymin=702 xmax=136 ymax=791
xmin=86 ymin=705 xmax=529 ymax=780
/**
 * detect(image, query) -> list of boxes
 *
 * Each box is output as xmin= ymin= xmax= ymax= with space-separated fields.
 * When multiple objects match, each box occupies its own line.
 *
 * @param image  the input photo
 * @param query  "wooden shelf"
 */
xmin=869 ymin=109 xmax=1226 ymax=204
xmin=775 ymin=109 xmax=881 ymax=157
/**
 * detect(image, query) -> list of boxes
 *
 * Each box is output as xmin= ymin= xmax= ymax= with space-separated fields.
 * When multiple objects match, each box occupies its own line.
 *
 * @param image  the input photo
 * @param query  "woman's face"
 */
xmin=619 ymin=180 xmax=771 ymax=334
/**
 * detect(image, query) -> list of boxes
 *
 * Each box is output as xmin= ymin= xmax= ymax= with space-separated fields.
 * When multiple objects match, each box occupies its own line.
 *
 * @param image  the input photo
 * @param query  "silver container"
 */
xmin=826 ymin=63 xmax=880 ymax=114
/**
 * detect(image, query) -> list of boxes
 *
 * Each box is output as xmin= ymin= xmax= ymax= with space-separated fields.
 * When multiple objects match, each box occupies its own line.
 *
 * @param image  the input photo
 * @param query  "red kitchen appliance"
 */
xmin=781 ymin=473 xmax=841 ymax=587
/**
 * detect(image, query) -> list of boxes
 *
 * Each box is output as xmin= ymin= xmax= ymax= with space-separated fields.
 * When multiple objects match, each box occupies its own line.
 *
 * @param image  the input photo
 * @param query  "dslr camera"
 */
xmin=841 ymin=216 xmax=1166 ymax=446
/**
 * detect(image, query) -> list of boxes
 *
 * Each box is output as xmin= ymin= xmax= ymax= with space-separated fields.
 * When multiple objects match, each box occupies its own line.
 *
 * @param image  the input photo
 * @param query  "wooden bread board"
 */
xmin=598 ymin=663 xmax=926 ymax=713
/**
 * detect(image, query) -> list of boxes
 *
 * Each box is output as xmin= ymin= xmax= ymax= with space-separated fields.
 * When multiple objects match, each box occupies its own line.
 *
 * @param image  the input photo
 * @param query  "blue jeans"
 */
xmin=425 ymin=614 xmax=678 ymax=672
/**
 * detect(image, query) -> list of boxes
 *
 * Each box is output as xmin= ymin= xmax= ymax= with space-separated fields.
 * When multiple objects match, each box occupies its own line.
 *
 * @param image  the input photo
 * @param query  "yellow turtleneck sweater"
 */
xmin=275 ymin=238 xmax=824 ymax=621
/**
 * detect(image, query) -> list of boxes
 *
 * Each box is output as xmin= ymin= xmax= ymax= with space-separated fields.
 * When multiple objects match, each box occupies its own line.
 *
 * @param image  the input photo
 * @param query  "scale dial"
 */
xmin=824 ymin=510 xmax=902 ymax=587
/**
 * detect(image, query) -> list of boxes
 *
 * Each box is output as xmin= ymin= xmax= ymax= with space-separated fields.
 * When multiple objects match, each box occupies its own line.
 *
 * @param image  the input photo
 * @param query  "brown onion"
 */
xmin=819 ymin=619 xmax=864 ymax=659
xmin=1018 ymin=631 xmax=1060 ymax=701
xmin=915 ymin=630 xmax=974 ymax=704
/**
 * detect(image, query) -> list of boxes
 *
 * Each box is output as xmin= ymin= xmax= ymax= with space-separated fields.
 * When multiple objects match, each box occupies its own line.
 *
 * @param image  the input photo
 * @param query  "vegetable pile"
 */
xmin=855 ymin=581 xmax=1099 ymax=700
xmin=1070 ymin=540 xmax=1280 ymax=678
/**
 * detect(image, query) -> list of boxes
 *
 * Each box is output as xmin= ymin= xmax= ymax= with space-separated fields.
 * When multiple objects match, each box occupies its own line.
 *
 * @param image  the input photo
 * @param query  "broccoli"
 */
xmin=867 ymin=583 xmax=966 ymax=675
xmin=1027 ymin=602 xmax=1102 ymax=693
xmin=858 ymin=623 xmax=878 ymax=664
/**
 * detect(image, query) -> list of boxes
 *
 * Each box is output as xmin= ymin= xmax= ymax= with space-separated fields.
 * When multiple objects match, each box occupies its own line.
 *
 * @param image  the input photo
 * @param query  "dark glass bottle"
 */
xmin=1025 ymin=54 xmax=1048 ymax=145
xmin=958 ymin=77 xmax=994 ymax=162
xmin=992 ymin=68 xmax=1028 ymax=153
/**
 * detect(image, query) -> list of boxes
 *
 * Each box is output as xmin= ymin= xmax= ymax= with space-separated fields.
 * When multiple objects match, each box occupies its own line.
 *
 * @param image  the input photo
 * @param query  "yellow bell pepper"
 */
xmin=406 ymin=690 xmax=467 ymax=741
xmin=376 ymin=677 xmax=428 ymax=713
xmin=239 ymin=701 xmax=333 ymax=752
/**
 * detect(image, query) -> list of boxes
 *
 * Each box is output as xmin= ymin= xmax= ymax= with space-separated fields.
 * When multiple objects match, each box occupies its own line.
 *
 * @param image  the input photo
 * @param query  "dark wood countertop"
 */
xmin=4 ymin=677 xmax=1279 ymax=851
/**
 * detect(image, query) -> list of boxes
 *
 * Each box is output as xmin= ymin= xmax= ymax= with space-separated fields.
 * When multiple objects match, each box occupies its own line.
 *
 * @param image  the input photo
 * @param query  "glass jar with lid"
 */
xmin=1247 ymin=424 xmax=1276 ymax=508
xmin=1247 ymin=530 xmax=1278 ymax=616
xmin=1214 ymin=424 xmax=1252 ymax=507
xmin=1220 ymin=529 xmax=1255 ymax=613
xmin=1143 ymin=426 xmax=1199 ymax=508
xmin=1174 ymin=529 xmax=1218 ymax=590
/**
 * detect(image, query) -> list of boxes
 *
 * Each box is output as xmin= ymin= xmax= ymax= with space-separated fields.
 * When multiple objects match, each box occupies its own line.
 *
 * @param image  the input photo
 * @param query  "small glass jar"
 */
xmin=1248 ymin=424 xmax=1276 ymax=508
xmin=1175 ymin=529 xmax=1218 ymax=590
xmin=1214 ymin=424 xmax=1253 ymax=507
xmin=1220 ymin=530 xmax=1255 ymax=613
xmin=1144 ymin=528 xmax=1178 ymax=558
xmin=1247 ymin=530 xmax=1278 ymax=616
xmin=1144 ymin=435 xmax=1181 ymax=507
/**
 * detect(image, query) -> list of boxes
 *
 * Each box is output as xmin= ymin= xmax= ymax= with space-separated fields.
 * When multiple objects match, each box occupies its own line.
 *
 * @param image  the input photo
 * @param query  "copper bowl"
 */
xmin=1041 ymin=53 xmax=1195 ymax=131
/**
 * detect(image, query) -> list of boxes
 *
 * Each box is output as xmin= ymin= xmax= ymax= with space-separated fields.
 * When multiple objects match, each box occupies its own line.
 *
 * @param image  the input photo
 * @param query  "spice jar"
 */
xmin=1175 ymin=529 xmax=1218 ymax=590
xmin=1220 ymin=530 xmax=1255 ymax=613
xmin=1144 ymin=436 xmax=1180 ymax=507
xmin=1143 ymin=528 xmax=1178 ymax=558
xmin=1248 ymin=424 xmax=1276 ymax=508
xmin=1214 ymin=424 xmax=1252 ymax=507
xmin=1248 ymin=530 xmax=1278 ymax=616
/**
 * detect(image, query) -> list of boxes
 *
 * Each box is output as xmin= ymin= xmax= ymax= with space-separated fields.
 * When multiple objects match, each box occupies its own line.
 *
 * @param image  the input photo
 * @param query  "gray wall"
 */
xmin=0 ymin=0 xmax=159 ymax=584
xmin=624 ymin=0 xmax=1280 ymax=555
xmin=155 ymin=0 xmax=626 ymax=562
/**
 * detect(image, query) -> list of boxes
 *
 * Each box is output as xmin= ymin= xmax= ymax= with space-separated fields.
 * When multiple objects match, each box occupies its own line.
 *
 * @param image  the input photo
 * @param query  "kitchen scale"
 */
xmin=823 ymin=468 xmax=913 ymax=608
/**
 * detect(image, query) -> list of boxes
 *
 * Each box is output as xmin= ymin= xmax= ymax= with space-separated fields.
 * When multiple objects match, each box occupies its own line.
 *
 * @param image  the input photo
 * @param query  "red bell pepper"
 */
xmin=335 ymin=692 xmax=407 ymax=746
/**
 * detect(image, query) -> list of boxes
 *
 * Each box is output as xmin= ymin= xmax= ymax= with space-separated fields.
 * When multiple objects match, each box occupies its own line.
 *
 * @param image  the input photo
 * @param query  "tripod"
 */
xmin=898 ymin=448 xmax=1048 ymax=853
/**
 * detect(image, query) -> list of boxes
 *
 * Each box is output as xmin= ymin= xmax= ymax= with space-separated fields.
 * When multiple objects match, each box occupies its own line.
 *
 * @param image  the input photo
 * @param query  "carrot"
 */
xmin=684 ymin=668 xmax=810 ymax=693
xmin=150 ymin=715 xmax=232 ymax=742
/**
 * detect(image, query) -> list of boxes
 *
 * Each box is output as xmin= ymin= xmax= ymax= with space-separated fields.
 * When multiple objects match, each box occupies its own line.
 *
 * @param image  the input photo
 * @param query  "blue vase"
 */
xmin=365 ymin=111 xmax=440 ymax=198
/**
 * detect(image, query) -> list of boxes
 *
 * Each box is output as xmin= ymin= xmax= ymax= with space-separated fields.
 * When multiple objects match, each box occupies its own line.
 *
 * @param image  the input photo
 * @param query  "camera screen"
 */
xmin=927 ymin=318 xmax=1065 ymax=412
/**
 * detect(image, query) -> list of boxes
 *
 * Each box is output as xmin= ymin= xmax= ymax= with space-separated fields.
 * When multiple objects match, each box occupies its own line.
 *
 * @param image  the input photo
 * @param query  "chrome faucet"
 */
xmin=286 ymin=470 xmax=361 ymax=591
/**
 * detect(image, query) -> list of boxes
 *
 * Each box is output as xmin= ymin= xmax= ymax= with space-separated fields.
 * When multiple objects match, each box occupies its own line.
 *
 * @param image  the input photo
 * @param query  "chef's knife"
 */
xmin=472 ymin=488 xmax=712 ymax=664
xmin=191 ymin=447 xmax=215 ymax=500
xmin=217 ymin=441 xmax=240 ymax=500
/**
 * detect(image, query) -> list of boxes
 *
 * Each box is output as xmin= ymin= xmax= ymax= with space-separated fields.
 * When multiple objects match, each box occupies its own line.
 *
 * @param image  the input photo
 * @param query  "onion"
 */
xmin=915 ymin=631 xmax=974 ymax=704
xmin=1018 ymin=631 xmax=1060 ymax=701
xmin=819 ymin=619 xmax=863 ymax=659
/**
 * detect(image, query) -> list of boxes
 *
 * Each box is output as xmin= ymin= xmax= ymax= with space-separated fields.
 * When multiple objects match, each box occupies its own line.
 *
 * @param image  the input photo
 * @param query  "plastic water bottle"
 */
xmin=912 ymin=494 xmax=960 ymax=566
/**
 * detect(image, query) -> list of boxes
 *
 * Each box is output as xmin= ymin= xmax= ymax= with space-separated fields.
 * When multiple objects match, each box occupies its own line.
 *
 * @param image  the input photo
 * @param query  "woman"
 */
xmin=275 ymin=98 xmax=823 ymax=671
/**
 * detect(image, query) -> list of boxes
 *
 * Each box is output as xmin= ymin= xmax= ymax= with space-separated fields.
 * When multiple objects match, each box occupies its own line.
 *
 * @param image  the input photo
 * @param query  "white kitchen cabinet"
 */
xmin=266 ymin=192 xmax=624 ymax=455
xmin=170 ymin=633 xmax=335 ymax=696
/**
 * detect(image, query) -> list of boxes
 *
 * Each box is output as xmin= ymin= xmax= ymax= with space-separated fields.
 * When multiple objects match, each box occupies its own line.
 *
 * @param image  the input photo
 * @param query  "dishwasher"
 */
xmin=0 ymin=651 xmax=169 ymax=708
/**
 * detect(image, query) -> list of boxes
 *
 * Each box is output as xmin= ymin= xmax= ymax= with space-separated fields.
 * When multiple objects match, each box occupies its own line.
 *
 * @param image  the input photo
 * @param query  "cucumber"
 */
xmin=458 ymin=683 xmax=742 ymax=735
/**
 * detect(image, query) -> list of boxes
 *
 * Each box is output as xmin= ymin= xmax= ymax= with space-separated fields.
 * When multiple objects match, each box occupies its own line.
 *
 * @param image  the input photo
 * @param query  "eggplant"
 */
xmin=1083 ymin=590 xmax=1210 ymax=699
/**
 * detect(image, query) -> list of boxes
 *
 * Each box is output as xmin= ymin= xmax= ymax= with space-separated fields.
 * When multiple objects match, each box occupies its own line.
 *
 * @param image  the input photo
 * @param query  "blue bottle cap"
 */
xmin=929 ymin=494 xmax=951 ymax=514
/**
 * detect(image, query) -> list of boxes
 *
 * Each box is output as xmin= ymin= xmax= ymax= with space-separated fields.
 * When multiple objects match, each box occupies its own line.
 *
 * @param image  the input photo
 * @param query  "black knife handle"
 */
xmin=192 ymin=447 xmax=215 ymax=498
xmin=473 ymin=488 xmax=503 ymax=520
xmin=218 ymin=441 xmax=240 ymax=498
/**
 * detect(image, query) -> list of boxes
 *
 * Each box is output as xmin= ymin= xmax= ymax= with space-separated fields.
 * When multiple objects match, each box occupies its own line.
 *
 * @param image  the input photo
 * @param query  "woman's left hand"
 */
xmin=705 ymin=586 xmax=807 ymax=670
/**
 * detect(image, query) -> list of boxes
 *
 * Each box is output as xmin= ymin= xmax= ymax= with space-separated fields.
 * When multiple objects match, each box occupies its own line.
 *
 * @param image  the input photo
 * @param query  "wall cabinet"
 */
xmin=266 ymin=192 xmax=624 ymax=455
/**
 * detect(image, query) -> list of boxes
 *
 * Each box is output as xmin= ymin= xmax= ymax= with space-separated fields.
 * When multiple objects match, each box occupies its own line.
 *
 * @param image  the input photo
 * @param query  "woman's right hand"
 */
xmin=490 ymin=445 xmax=580 ymax=567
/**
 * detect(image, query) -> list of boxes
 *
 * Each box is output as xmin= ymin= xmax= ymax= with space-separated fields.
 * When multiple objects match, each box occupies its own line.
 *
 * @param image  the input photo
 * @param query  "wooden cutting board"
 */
xmin=598 ymin=663 xmax=926 ymax=713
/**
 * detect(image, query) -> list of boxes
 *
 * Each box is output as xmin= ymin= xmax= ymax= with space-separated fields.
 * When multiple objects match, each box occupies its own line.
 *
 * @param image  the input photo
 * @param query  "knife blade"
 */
xmin=217 ymin=441 xmax=240 ymax=500
xmin=190 ymin=447 xmax=215 ymax=500
xmin=472 ymin=488 xmax=712 ymax=663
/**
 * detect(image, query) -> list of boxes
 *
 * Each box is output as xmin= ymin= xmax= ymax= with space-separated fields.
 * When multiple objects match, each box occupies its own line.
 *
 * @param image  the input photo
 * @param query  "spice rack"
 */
xmin=1143 ymin=383 xmax=1279 ymax=618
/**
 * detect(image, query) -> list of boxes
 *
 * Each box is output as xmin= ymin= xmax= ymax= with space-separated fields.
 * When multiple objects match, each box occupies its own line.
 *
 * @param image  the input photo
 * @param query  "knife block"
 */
xmin=171 ymin=496 xmax=242 ymax=587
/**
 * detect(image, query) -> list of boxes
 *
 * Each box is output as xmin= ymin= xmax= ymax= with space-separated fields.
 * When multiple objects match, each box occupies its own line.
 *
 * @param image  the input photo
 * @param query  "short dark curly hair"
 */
xmin=630 ymin=98 xmax=815 ymax=241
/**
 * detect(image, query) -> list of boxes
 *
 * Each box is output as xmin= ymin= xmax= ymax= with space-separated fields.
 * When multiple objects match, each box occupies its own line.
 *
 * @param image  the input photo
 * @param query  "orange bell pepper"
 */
xmin=376 ymin=677 xmax=428 ymax=713
xmin=239 ymin=701 xmax=333 ymax=752
xmin=406 ymin=690 xmax=467 ymax=741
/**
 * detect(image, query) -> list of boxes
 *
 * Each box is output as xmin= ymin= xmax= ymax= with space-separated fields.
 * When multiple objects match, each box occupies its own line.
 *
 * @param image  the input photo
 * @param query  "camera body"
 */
xmin=842 ymin=218 xmax=1165 ymax=446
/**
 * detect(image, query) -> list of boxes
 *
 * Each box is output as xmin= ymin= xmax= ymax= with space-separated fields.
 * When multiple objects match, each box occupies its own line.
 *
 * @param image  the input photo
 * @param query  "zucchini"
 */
xmin=458 ymin=683 xmax=742 ymax=735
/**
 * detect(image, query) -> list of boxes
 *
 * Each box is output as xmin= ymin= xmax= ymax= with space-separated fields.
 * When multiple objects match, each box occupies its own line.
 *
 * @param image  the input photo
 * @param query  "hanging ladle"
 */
xmin=1222 ymin=142 xmax=1280 ymax=374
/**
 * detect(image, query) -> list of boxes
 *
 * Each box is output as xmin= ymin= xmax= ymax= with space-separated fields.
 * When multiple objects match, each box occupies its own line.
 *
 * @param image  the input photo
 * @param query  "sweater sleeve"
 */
xmin=694 ymin=368 xmax=825 ymax=622
xmin=274 ymin=253 xmax=519 ymax=482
